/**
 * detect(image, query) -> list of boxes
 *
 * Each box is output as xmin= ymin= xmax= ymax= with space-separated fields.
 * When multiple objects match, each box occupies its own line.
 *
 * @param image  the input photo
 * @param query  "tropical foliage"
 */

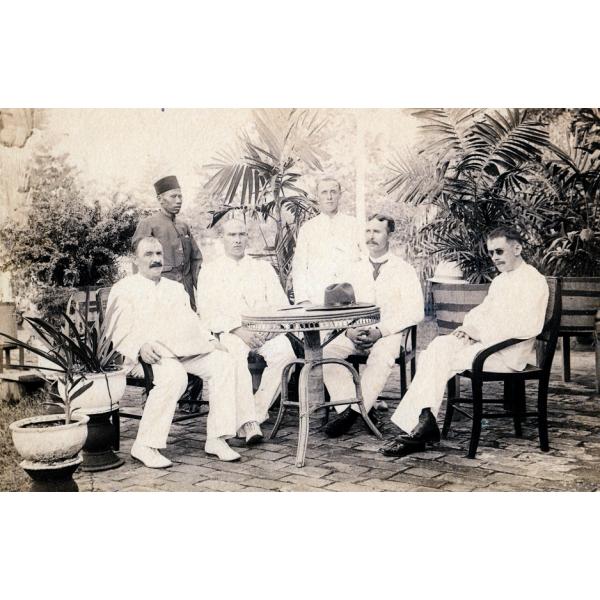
xmin=203 ymin=109 xmax=328 ymax=291
xmin=534 ymin=109 xmax=600 ymax=276
xmin=0 ymin=149 xmax=146 ymax=320
xmin=0 ymin=303 xmax=122 ymax=423
xmin=386 ymin=108 xmax=600 ymax=282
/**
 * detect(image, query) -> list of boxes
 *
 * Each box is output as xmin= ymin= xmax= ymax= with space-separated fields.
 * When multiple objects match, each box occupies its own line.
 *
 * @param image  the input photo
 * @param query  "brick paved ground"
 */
xmin=75 ymin=320 xmax=600 ymax=492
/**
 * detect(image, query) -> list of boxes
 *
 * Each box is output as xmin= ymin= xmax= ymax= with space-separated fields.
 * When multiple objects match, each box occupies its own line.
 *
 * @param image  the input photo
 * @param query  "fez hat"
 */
xmin=154 ymin=175 xmax=180 ymax=196
xmin=306 ymin=282 xmax=374 ymax=311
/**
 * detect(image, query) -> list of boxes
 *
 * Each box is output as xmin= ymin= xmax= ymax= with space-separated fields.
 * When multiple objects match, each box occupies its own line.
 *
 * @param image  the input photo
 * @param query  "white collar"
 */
xmin=368 ymin=251 xmax=392 ymax=264
xmin=221 ymin=253 xmax=250 ymax=267
xmin=504 ymin=260 xmax=527 ymax=278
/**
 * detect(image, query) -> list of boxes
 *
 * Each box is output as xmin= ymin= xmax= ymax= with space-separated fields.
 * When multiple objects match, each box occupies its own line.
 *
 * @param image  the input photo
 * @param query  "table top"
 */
xmin=242 ymin=304 xmax=380 ymax=333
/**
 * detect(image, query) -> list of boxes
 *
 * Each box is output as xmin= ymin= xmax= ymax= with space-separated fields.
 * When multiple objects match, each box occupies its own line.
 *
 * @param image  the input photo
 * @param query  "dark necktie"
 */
xmin=370 ymin=259 xmax=388 ymax=281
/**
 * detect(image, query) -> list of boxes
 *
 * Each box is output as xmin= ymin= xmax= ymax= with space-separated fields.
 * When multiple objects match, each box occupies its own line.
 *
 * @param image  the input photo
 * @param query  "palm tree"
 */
xmin=385 ymin=108 xmax=552 ymax=282
xmin=204 ymin=109 xmax=328 ymax=293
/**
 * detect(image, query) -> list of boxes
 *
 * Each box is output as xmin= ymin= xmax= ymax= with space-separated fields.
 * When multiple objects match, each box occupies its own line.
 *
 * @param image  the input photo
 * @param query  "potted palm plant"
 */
xmin=204 ymin=108 xmax=327 ymax=296
xmin=2 ymin=301 xmax=126 ymax=478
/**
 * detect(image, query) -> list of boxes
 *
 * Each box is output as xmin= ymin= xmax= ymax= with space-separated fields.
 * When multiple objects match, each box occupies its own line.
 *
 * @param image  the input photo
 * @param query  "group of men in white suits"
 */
xmin=107 ymin=174 xmax=549 ymax=468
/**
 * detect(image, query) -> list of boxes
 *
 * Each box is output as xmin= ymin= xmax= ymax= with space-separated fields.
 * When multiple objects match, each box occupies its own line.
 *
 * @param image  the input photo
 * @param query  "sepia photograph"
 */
xmin=1 ymin=107 xmax=599 ymax=493
xmin=2 ymin=3 xmax=599 ymax=600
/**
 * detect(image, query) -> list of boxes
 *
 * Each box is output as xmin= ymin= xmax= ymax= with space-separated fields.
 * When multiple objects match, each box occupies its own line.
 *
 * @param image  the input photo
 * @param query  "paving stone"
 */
xmin=320 ymin=461 xmax=370 ymax=475
xmin=358 ymin=478 xmax=418 ymax=492
xmin=280 ymin=474 xmax=331 ymax=488
xmin=388 ymin=472 xmax=446 ymax=489
xmin=403 ymin=467 xmax=445 ymax=479
xmin=244 ymin=450 xmax=287 ymax=462
xmin=194 ymin=480 xmax=249 ymax=492
xmin=323 ymin=481 xmax=373 ymax=492
xmin=240 ymin=478 xmax=284 ymax=491
xmin=437 ymin=472 xmax=489 ymax=488
xmin=244 ymin=458 xmax=291 ymax=471
xmin=278 ymin=483 xmax=326 ymax=492
xmin=119 ymin=485 xmax=162 ymax=492
xmin=441 ymin=483 xmax=477 ymax=492
xmin=163 ymin=470 xmax=206 ymax=484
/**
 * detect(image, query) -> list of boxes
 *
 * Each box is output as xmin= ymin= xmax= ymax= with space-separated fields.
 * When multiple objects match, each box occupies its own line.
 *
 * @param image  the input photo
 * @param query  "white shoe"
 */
xmin=131 ymin=442 xmax=172 ymax=469
xmin=205 ymin=438 xmax=241 ymax=462
xmin=243 ymin=421 xmax=264 ymax=445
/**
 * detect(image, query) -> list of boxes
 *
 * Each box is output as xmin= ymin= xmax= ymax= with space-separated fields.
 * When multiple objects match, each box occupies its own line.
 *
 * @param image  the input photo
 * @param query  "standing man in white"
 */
xmin=107 ymin=237 xmax=255 ymax=466
xmin=322 ymin=214 xmax=425 ymax=437
xmin=197 ymin=218 xmax=297 ymax=433
xmin=381 ymin=226 xmax=549 ymax=457
xmin=292 ymin=176 xmax=362 ymax=305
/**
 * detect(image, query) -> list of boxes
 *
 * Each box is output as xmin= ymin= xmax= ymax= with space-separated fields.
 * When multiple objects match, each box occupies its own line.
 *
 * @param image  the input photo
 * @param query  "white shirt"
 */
xmin=106 ymin=274 xmax=215 ymax=362
xmin=350 ymin=252 xmax=425 ymax=336
xmin=292 ymin=212 xmax=362 ymax=304
xmin=460 ymin=262 xmax=549 ymax=370
xmin=197 ymin=254 xmax=290 ymax=334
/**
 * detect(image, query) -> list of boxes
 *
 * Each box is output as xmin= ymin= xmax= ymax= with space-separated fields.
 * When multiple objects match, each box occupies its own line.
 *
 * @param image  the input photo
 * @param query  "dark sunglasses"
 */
xmin=488 ymin=248 xmax=505 ymax=257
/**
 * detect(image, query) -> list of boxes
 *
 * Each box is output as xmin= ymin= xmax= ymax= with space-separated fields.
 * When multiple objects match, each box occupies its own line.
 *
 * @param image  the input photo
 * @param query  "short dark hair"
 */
xmin=368 ymin=213 xmax=396 ymax=233
xmin=487 ymin=226 xmax=523 ymax=245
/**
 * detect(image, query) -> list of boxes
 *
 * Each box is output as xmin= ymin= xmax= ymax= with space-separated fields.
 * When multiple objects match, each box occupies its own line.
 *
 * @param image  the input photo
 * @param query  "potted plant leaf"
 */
xmin=2 ymin=300 xmax=127 ymax=479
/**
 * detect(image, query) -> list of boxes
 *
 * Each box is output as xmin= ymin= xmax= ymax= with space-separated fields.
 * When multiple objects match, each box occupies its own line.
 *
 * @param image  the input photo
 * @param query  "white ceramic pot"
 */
xmin=10 ymin=413 xmax=89 ymax=464
xmin=58 ymin=369 xmax=127 ymax=415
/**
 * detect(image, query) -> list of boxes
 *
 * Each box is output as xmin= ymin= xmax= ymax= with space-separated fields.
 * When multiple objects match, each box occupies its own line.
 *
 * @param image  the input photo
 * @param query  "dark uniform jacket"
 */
xmin=132 ymin=211 xmax=203 ymax=310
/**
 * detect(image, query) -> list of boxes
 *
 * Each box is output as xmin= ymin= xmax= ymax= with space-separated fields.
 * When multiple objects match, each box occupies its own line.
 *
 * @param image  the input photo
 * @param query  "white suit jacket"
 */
xmin=350 ymin=252 xmax=425 ymax=336
xmin=106 ymin=274 xmax=215 ymax=362
xmin=292 ymin=212 xmax=362 ymax=304
xmin=460 ymin=262 xmax=549 ymax=371
xmin=197 ymin=254 xmax=289 ymax=334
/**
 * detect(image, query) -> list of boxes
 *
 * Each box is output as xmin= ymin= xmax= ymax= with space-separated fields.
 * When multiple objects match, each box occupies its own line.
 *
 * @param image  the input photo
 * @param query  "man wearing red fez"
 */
xmin=132 ymin=175 xmax=203 ymax=310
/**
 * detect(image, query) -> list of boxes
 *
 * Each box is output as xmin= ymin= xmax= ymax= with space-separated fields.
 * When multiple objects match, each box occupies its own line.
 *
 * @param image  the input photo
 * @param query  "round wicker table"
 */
xmin=242 ymin=304 xmax=382 ymax=467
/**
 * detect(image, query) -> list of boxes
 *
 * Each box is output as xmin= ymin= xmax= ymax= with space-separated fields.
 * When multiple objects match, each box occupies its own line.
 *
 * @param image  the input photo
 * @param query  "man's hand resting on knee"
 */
xmin=140 ymin=342 xmax=164 ymax=364
xmin=231 ymin=326 xmax=267 ymax=350
xmin=452 ymin=328 xmax=476 ymax=343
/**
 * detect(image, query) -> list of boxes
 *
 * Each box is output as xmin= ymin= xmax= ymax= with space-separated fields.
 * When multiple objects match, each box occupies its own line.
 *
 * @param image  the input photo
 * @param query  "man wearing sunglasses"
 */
xmin=381 ymin=226 xmax=549 ymax=458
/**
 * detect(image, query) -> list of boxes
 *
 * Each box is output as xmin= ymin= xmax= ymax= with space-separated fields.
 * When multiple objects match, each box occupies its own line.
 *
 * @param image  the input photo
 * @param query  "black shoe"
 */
xmin=397 ymin=408 xmax=440 ymax=445
xmin=379 ymin=437 xmax=426 ymax=457
xmin=325 ymin=407 xmax=359 ymax=438
xmin=363 ymin=408 xmax=382 ymax=433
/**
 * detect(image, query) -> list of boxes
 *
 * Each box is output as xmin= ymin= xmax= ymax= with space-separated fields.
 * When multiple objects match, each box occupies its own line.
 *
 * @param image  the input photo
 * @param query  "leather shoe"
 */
xmin=205 ymin=438 xmax=241 ymax=462
xmin=379 ymin=437 xmax=426 ymax=457
xmin=243 ymin=421 xmax=264 ymax=445
xmin=364 ymin=408 xmax=382 ymax=432
xmin=397 ymin=408 xmax=440 ymax=445
xmin=131 ymin=442 xmax=172 ymax=469
xmin=325 ymin=406 xmax=359 ymax=438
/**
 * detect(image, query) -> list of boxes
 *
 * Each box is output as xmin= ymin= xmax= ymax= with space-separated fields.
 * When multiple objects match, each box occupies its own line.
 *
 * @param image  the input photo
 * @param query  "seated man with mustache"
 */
xmin=322 ymin=213 xmax=425 ymax=437
xmin=106 ymin=236 xmax=258 ymax=467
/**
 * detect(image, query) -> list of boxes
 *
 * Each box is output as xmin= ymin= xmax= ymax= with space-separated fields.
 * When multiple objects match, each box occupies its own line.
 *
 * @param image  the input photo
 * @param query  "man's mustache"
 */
xmin=150 ymin=261 xmax=163 ymax=268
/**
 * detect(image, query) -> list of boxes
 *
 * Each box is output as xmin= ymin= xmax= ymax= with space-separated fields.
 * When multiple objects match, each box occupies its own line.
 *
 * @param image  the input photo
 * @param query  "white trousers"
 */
xmin=135 ymin=350 xmax=256 ymax=448
xmin=219 ymin=333 xmax=297 ymax=424
xmin=322 ymin=332 xmax=404 ymax=414
xmin=391 ymin=335 xmax=515 ymax=434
